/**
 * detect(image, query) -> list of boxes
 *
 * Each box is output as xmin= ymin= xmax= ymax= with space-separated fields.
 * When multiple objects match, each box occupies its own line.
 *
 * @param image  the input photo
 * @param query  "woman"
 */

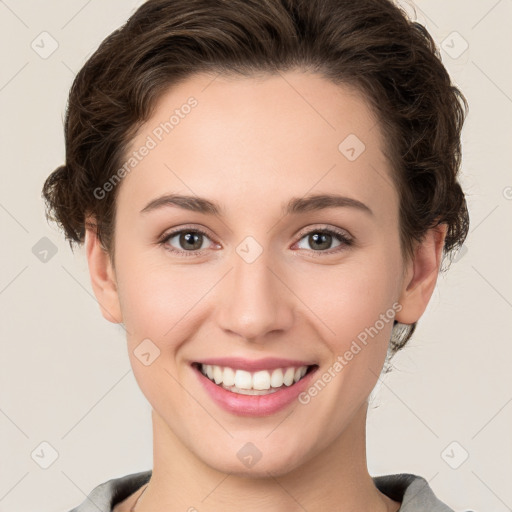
xmin=43 ymin=0 xmax=470 ymax=510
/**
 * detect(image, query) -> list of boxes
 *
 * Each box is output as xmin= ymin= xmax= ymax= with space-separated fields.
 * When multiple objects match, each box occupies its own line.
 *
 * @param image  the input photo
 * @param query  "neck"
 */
xmin=134 ymin=402 xmax=398 ymax=512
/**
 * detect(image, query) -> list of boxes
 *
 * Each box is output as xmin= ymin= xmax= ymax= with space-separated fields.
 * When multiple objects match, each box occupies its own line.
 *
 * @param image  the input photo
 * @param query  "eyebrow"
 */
xmin=140 ymin=193 xmax=373 ymax=217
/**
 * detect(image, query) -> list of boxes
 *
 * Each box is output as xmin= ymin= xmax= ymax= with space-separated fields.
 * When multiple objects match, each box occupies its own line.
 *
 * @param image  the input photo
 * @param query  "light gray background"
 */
xmin=1 ymin=1 xmax=511 ymax=511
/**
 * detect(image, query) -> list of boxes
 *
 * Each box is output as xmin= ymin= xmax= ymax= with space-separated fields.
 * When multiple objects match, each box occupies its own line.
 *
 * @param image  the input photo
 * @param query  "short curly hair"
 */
xmin=42 ymin=0 xmax=469 ymax=356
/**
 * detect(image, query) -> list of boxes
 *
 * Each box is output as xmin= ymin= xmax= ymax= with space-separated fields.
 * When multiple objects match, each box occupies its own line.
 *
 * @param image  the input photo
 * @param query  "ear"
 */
xmin=395 ymin=223 xmax=447 ymax=325
xmin=85 ymin=218 xmax=123 ymax=324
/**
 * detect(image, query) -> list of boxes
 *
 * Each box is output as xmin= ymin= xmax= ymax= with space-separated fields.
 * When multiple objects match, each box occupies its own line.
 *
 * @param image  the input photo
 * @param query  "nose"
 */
xmin=216 ymin=248 xmax=295 ymax=343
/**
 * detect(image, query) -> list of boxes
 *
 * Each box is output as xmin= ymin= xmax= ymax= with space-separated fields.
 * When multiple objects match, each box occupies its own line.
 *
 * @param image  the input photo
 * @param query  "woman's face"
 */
xmin=96 ymin=71 xmax=417 ymax=475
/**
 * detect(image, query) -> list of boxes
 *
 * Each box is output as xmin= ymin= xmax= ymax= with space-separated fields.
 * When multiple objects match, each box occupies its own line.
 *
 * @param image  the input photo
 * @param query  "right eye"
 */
xmin=159 ymin=227 xmax=218 ymax=257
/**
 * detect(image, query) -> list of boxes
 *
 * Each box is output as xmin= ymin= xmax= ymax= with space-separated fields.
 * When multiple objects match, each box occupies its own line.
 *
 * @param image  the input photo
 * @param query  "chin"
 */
xmin=196 ymin=438 xmax=310 ymax=479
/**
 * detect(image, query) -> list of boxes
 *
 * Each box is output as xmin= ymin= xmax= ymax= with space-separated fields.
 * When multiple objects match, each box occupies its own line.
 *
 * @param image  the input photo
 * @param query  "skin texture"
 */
xmin=86 ymin=71 xmax=446 ymax=512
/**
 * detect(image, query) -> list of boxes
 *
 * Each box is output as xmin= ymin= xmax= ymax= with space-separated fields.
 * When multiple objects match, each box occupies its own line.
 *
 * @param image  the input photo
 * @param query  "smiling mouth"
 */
xmin=192 ymin=362 xmax=318 ymax=395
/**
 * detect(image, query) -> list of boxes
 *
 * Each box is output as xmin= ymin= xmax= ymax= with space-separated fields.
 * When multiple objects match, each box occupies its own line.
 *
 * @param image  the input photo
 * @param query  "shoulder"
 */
xmin=372 ymin=472 xmax=461 ymax=511
xmin=67 ymin=470 xmax=152 ymax=512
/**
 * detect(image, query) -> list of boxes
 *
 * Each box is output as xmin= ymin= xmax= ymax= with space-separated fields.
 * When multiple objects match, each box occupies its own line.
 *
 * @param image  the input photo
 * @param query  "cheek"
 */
xmin=294 ymin=254 xmax=402 ymax=342
xmin=116 ymin=256 xmax=216 ymax=342
xmin=294 ymin=255 xmax=403 ymax=412
xmin=116 ymin=262 xmax=214 ymax=405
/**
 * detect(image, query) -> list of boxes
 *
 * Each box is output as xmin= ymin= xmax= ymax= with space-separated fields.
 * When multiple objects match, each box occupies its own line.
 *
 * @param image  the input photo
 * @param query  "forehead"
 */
xmin=118 ymin=71 xmax=398 ymax=221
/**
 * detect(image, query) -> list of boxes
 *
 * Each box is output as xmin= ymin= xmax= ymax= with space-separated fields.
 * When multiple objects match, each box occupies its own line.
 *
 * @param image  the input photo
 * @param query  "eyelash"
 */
xmin=157 ymin=225 xmax=353 ymax=258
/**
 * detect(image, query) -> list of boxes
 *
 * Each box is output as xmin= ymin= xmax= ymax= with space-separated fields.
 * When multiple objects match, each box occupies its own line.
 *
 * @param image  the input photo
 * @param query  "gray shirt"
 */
xmin=68 ymin=470 xmax=458 ymax=511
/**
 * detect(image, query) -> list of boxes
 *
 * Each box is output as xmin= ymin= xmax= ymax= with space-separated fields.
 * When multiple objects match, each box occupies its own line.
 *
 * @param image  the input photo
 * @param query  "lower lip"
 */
xmin=193 ymin=365 xmax=318 ymax=417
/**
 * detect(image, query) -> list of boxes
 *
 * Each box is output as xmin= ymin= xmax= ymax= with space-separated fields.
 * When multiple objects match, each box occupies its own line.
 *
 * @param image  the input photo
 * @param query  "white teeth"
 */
xmin=223 ymin=366 xmax=235 ymax=386
xmin=234 ymin=369 xmax=252 ymax=389
xmin=283 ymin=367 xmax=295 ymax=386
xmin=252 ymin=370 xmax=271 ymax=390
xmin=270 ymin=368 xmax=283 ymax=388
xmin=213 ymin=365 xmax=223 ymax=385
xmin=225 ymin=386 xmax=280 ymax=396
xmin=199 ymin=363 xmax=311 ymax=392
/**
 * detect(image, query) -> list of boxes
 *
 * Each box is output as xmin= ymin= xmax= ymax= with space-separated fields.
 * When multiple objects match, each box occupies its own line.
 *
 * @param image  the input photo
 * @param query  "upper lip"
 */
xmin=193 ymin=357 xmax=317 ymax=372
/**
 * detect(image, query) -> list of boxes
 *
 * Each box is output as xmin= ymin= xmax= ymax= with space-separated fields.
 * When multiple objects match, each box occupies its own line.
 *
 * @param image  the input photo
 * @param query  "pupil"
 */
xmin=310 ymin=232 xmax=331 ymax=250
xmin=181 ymin=232 xmax=202 ymax=250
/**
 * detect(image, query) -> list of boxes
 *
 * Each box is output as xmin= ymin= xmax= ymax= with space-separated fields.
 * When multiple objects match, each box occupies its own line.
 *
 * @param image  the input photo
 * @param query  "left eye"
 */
xmin=295 ymin=229 xmax=351 ymax=252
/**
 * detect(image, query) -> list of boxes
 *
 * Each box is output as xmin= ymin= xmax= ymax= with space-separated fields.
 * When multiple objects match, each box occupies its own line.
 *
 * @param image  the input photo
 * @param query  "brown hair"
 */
xmin=42 ymin=0 xmax=469 ymax=355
